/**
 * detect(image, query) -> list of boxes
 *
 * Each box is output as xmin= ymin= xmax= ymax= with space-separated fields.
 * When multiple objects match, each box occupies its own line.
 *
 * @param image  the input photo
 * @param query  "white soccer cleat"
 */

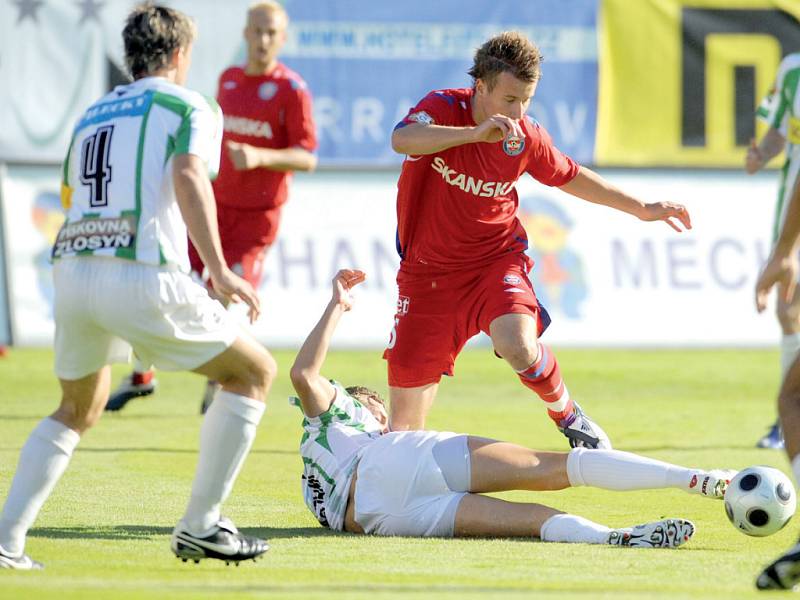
xmin=0 ymin=546 xmax=43 ymax=570
xmin=559 ymin=402 xmax=612 ymax=449
xmin=607 ymin=518 xmax=695 ymax=549
xmin=686 ymin=469 xmax=737 ymax=500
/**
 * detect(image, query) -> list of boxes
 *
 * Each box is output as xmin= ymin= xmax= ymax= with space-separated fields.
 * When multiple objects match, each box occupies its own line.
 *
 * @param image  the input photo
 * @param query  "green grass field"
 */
xmin=0 ymin=347 xmax=797 ymax=598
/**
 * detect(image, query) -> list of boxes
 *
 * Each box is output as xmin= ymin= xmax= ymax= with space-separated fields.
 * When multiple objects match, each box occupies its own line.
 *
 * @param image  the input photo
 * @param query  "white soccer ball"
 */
xmin=724 ymin=466 xmax=796 ymax=537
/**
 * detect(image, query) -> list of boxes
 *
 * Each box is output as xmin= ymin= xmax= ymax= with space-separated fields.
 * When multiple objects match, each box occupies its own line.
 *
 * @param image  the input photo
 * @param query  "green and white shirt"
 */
xmin=756 ymin=53 xmax=800 ymax=241
xmin=296 ymin=381 xmax=384 ymax=531
xmin=55 ymin=76 xmax=223 ymax=271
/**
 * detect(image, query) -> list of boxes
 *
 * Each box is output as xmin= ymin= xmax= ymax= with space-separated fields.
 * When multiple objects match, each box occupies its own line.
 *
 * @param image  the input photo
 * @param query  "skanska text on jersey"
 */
xmin=430 ymin=156 xmax=517 ymax=198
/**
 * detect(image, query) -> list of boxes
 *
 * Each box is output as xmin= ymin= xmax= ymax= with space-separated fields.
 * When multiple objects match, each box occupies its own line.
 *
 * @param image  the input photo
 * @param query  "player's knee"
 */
xmin=494 ymin=335 xmax=537 ymax=369
xmin=52 ymin=399 xmax=103 ymax=434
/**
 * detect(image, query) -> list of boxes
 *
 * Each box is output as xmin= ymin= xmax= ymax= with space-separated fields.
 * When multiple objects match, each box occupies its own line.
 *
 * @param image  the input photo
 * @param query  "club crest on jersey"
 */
xmin=408 ymin=111 xmax=434 ymax=125
xmin=503 ymin=135 xmax=525 ymax=156
xmin=503 ymin=274 xmax=521 ymax=285
xmin=258 ymin=82 xmax=278 ymax=101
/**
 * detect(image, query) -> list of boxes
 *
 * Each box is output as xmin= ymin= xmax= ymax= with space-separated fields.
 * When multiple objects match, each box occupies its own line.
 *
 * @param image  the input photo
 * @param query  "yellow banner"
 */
xmin=597 ymin=0 xmax=800 ymax=167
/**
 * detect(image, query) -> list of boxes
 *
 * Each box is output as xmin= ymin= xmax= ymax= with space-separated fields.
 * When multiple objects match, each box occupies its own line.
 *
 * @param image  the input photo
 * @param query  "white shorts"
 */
xmin=53 ymin=257 xmax=238 ymax=380
xmin=354 ymin=430 xmax=467 ymax=537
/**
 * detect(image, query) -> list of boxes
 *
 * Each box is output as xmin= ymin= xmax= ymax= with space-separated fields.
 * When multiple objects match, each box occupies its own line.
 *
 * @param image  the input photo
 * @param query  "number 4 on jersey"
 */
xmin=80 ymin=125 xmax=114 ymax=207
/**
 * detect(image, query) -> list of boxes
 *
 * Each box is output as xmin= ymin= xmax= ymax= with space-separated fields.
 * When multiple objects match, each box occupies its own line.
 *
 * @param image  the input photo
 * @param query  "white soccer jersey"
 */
xmin=55 ymin=76 xmax=223 ymax=270
xmin=296 ymin=381 xmax=384 ymax=531
xmin=756 ymin=53 xmax=800 ymax=241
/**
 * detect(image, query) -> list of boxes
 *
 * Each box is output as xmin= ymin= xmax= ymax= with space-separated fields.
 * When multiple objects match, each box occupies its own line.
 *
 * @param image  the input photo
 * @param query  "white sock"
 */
xmin=182 ymin=391 xmax=265 ymax=535
xmin=132 ymin=357 xmax=151 ymax=374
xmin=791 ymin=455 xmax=800 ymax=488
xmin=781 ymin=334 xmax=800 ymax=376
xmin=540 ymin=513 xmax=610 ymax=544
xmin=0 ymin=418 xmax=80 ymax=556
xmin=566 ymin=448 xmax=698 ymax=491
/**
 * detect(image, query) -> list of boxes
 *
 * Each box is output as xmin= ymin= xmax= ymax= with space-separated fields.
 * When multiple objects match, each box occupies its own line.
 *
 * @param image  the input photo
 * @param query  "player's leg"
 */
xmin=0 ymin=368 xmax=110 ymax=569
xmin=435 ymin=435 xmax=732 ymax=498
xmin=170 ymin=332 xmax=275 ymax=563
xmin=388 ymin=383 xmax=439 ymax=431
xmin=756 ymin=356 xmax=800 ymax=588
xmin=452 ymin=495 xmax=694 ymax=547
xmin=489 ymin=312 xmax=610 ymax=449
xmin=760 ymin=289 xmax=800 ymax=448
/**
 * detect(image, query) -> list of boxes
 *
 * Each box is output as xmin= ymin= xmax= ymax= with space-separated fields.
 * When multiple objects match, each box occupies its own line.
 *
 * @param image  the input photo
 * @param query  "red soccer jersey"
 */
xmin=212 ymin=63 xmax=317 ymax=211
xmin=395 ymin=88 xmax=579 ymax=270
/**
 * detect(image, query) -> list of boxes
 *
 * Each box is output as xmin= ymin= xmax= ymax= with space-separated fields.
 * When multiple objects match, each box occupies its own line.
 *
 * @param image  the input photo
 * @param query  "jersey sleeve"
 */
xmin=284 ymin=78 xmax=318 ymax=152
xmin=756 ymin=57 xmax=792 ymax=135
xmin=174 ymin=96 xmax=224 ymax=179
xmin=394 ymin=91 xmax=455 ymax=130
xmin=524 ymin=119 xmax=580 ymax=186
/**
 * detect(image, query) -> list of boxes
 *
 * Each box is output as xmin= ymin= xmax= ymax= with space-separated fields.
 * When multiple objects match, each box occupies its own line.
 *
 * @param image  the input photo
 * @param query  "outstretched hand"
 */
xmin=639 ymin=201 xmax=692 ymax=232
xmin=332 ymin=269 xmax=367 ymax=311
xmin=756 ymin=253 xmax=798 ymax=313
xmin=209 ymin=268 xmax=261 ymax=323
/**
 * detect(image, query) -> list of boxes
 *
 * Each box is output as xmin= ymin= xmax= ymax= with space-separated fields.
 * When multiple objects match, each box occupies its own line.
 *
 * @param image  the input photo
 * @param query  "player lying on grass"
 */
xmin=289 ymin=270 xmax=735 ymax=547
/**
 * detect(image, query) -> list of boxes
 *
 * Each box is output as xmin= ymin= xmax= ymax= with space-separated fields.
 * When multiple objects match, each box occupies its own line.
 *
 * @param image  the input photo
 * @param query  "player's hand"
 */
xmin=331 ymin=269 xmax=366 ymax=311
xmin=472 ymin=114 xmax=525 ymax=144
xmin=226 ymin=141 xmax=262 ymax=171
xmin=639 ymin=201 xmax=692 ymax=232
xmin=756 ymin=253 xmax=798 ymax=313
xmin=210 ymin=268 xmax=261 ymax=323
xmin=745 ymin=138 xmax=765 ymax=174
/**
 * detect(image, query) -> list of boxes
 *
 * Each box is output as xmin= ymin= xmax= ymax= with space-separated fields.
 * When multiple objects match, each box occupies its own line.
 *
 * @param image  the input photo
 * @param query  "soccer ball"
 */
xmin=724 ymin=466 xmax=796 ymax=537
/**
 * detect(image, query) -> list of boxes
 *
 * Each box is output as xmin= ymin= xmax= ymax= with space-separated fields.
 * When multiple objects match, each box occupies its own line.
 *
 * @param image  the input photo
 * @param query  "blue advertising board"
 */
xmin=281 ymin=0 xmax=598 ymax=166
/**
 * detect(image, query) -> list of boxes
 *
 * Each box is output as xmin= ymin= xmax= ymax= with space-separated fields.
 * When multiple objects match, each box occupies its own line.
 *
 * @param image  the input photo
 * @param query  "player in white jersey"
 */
xmin=0 ymin=5 xmax=274 ymax=570
xmin=291 ymin=270 xmax=735 ymax=546
xmin=753 ymin=55 xmax=800 ymax=591
xmin=746 ymin=52 xmax=800 ymax=449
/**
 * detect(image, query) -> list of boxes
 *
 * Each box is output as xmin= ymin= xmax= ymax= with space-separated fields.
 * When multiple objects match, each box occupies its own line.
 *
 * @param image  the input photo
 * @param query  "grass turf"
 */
xmin=0 ymin=347 xmax=796 ymax=598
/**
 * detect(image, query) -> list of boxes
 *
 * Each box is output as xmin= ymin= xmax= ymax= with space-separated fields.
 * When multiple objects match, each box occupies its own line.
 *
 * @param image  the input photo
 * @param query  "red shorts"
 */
xmin=189 ymin=205 xmax=282 ymax=288
xmin=383 ymin=253 xmax=551 ymax=388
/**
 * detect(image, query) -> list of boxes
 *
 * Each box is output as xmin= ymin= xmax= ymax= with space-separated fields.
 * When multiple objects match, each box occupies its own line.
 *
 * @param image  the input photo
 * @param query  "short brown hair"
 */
xmin=123 ymin=3 xmax=196 ymax=79
xmin=346 ymin=386 xmax=386 ymax=406
xmin=468 ymin=31 xmax=542 ymax=90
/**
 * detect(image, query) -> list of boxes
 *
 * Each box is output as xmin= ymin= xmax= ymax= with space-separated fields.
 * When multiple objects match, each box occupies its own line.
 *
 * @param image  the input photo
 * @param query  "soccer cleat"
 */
xmin=0 ymin=547 xmax=43 ymax=570
xmin=105 ymin=371 xmax=157 ymax=412
xmin=686 ymin=469 xmax=737 ymax=499
xmin=756 ymin=421 xmax=785 ymax=450
xmin=171 ymin=517 xmax=269 ymax=564
xmin=756 ymin=540 xmax=800 ymax=590
xmin=558 ymin=402 xmax=612 ymax=449
xmin=200 ymin=381 xmax=221 ymax=415
xmin=607 ymin=518 xmax=695 ymax=549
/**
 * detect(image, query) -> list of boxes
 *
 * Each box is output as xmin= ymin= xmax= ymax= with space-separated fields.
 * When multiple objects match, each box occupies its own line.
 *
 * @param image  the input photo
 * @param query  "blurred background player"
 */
xmin=753 ymin=53 xmax=800 ymax=591
xmin=745 ymin=52 xmax=800 ymax=450
xmin=0 ymin=4 xmax=275 ymax=569
xmin=106 ymin=0 xmax=317 ymax=414
xmin=384 ymin=31 xmax=692 ymax=446
xmin=290 ymin=269 xmax=733 ymax=546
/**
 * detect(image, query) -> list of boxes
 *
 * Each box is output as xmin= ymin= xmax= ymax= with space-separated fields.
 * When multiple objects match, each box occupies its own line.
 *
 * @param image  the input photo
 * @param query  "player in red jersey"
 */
xmin=384 ymin=32 xmax=691 ymax=447
xmin=106 ymin=1 xmax=317 ymax=413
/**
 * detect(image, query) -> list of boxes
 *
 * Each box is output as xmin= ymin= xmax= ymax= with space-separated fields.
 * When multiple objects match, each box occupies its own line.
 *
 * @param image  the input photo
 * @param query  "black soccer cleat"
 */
xmin=756 ymin=541 xmax=800 ymax=590
xmin=0 ymin=547 xmax=43 ymax=570
xmin=105 ymin=372 xmax=157 ymax=412
xmin=558 ymin=402 xmax=612 ymax=449
xmin=171 ymin=517 xmax=269 ymax=565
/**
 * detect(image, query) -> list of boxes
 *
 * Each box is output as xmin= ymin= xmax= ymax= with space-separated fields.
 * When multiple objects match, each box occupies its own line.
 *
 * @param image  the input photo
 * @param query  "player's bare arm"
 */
xmin=391 ymin=116 xmax=523 ymax=156
xmin=746 ymin=128 xmax=786 ymax=174
xmin=559 ymin=166 xmax=692 ymax=232
xmin=290 ymin=269 xmax=367 ymax=417
xmin=756 ymin=179 xmax=800 ymax=312
xmin=173 ymin=153 xmax=261 ymax=321
xmin=226 ymin=140 xmax=317 ymax=172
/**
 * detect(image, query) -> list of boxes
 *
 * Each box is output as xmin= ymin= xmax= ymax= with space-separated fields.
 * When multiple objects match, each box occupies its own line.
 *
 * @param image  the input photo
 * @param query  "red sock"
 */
xmin=516 ymin=343 xmax=574 ymax=425
xmin=132 ymin=370 xmax=154 ymax=386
